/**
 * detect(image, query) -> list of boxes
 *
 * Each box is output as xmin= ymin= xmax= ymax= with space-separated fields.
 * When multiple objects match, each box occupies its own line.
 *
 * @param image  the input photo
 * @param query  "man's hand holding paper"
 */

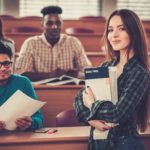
xmin=0 ymin=90 xmax=46 ymax=131
xmin=15 ymin=116 xmax=32 ymax=131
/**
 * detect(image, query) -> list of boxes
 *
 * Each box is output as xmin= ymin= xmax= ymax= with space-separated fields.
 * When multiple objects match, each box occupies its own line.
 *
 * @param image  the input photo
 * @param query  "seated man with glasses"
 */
xmin=15 ymin=5 xmax=91 ymax=81
xmin=0 ymin=42 xmax=43 ymax=131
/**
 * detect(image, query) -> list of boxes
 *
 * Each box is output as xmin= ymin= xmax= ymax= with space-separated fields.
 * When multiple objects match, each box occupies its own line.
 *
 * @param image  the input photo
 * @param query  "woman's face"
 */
xmin=107 ymin=15 xmax=130 ymax=52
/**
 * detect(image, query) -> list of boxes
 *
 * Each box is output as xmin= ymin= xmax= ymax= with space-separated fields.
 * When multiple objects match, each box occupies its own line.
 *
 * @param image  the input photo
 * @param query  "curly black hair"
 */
xmin=41 ymin=5 xmax=62 ymax=16
xmin=0 ymin=42 xmax=13 ymax=59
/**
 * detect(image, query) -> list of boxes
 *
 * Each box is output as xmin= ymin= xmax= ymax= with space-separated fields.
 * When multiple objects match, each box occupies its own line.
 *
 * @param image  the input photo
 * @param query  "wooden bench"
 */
xmin=5 ymin=31 xmax=150 ymax=53
xmin=34 ymin=85 xmax=83 ymax=127
xmin=2 ymin=17 xmax=150 ymax=34
xmin=0 ymin=126 xmax=150 ymax=150
xmin=2 ymin=17 xmax=105 ymax=33
xmin=5 ymin=32 xmax=104 ymax=52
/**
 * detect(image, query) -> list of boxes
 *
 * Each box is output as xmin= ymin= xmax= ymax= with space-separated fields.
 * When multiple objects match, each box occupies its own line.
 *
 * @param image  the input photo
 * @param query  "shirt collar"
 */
xmin=41 ymin=33 xmax=67 ymax=47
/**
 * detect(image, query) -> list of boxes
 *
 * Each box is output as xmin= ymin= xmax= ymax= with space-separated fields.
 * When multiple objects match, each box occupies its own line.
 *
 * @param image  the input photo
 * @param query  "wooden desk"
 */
xmin=2 ymin=18 xmax=150 ymax=34
xmin=87 ymin=52 xmax=106 ymax=66
xmin=5 ymin=31 xmax=150 ymax=53
xmin=5 ymin=32 xmax=103 ymax=52
xmin=5 ymin=32 xmax=40 ymax=52
xmin=0 ymin=126 xmax=150 ymax=150
xmin=143 ymin=20 xmax=150 ymax=30
xmin=34 ymin=85 xmax=83 ymax=127
xmin=68 ymin=33 xmax=103 ymax=52
xmin=2 ymin=18 xmax=105 ymax=33
xmin=146 ymin=34 xmax=150 ymax=51
xmin=0 ymin=126 xmax=90 ymax=150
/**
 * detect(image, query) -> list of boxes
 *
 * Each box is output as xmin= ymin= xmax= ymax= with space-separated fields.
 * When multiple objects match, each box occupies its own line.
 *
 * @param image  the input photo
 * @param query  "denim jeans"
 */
xmin=116 ymin=136 xmax=145 ymax=150
xmin=89 ymin=136 xmax=145 ymax=150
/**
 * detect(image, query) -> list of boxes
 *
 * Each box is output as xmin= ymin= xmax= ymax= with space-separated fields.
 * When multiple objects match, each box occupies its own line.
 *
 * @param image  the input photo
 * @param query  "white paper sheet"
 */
xmin=109 ymin=66 xmax=118 ymax=104
xmin=86 ymin=78 xmax=111 ymax=100
xmin=0 ymin=90 xmax=46 ymax=131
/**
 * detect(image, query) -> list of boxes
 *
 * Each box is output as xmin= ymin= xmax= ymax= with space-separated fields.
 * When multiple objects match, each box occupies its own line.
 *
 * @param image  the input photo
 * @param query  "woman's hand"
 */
xmin=83 ymin=86 xmax=95 ymax=109
xmin=88 ymin=120 xmax=112 ymax=131
xmin=0 ymin=121 xmax=5 ymax=130
xmin=15 ymin=116 xmax=32 ymax=131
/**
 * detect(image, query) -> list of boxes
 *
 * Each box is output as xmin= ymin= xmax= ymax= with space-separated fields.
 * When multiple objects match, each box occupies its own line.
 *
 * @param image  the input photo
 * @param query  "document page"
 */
xmin=0 ymin=90 xmax=46 ymax=130
xmin=109 ymin=66 xmax=118 ymax=104
xmin=85 ymin=66 xmax=111 ymax=100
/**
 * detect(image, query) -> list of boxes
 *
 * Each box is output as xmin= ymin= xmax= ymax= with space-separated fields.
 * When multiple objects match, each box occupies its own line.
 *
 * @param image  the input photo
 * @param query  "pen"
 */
xmin=47 ymin=129 xmax=58 ymax=134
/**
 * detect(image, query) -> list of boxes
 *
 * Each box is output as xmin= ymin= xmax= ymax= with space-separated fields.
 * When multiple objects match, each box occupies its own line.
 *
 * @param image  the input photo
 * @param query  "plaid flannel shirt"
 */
xmin=74 ymin=56 xmax=150 ymax=150
xmin=15 ymin=33 xmax=91 ymax=74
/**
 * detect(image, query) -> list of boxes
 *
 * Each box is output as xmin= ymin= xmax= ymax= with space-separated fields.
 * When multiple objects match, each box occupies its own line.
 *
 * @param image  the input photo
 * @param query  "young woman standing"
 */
xmin=75 ymin=9 xmax=150 ymax=150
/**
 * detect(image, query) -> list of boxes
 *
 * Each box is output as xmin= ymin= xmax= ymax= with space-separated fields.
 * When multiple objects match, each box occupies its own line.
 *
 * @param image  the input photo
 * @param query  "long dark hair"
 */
xmin=0 ymin=41 xmax=13 ymax=59
xmin=0 ymin=18 xmax=4 ymax=38
xmin=104 ymin=9 xmax=150 ymax=132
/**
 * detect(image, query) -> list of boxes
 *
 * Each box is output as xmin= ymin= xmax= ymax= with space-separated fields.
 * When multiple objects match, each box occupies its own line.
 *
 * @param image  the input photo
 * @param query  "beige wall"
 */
xmin=0 ymin=0 xmax=117 ymax=18
xmin=102 ymin=0 xmax=117 ymax=19
xmin=0 ymin=0 xmax=19 ymax=17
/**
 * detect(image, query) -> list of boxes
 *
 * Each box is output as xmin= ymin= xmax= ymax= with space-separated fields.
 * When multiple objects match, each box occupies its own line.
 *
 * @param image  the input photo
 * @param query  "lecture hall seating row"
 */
xmin=1 ymin=15 xmax=150 ymax=33
xmin=5 ymin=32 xmax=150 ymax=53
xmin=1 ymin=16 xmax=150 ymax=52
xmin=0 ymin=126 xmax=90 ymax=150
xmin=1 ymin=16 xmax=106 ymax=33
xmin=34 ymin=85 xmax=82 ymax=127
xmin=0 ymin=125 xmax=150 ymax=150
xmin=5 ymin=32 xmax=104 ymax=52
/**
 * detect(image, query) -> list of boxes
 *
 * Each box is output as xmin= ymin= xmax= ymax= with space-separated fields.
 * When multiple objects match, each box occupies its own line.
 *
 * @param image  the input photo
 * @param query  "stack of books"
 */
xmin=84 ymin=66 xmax=118 ymax=139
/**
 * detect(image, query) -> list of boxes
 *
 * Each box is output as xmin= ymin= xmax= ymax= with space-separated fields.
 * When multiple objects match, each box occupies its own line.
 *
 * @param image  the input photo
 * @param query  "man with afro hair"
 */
xmin=15 ymin=5 xmax=91 ymax=81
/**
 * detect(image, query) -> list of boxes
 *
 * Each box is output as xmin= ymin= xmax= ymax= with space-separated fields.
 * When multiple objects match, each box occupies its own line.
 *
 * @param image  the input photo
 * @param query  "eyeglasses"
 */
xmin=0 ymin=61 xmax=12 ymax=68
